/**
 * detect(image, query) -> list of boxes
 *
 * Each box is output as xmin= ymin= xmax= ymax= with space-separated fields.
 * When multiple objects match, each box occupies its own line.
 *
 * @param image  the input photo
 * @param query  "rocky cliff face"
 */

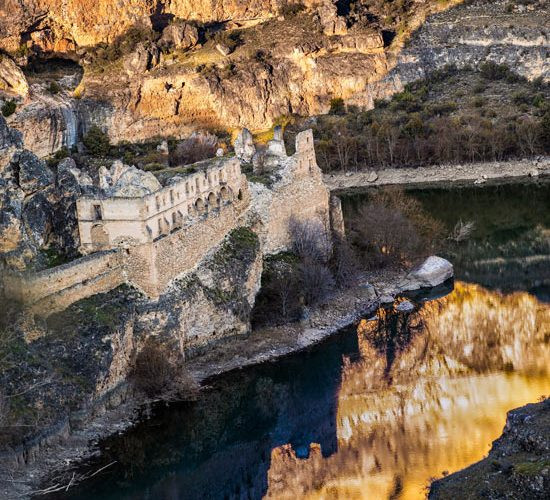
xmin=0 ymin=116 xmax=91 ymax=270
xmin=0 ymin=0 xmax=317 ymax=53
xmin=0 ymin=0 xmax=471 ymax=154
xmin=362 ymin=0 xmax=549 ymax=105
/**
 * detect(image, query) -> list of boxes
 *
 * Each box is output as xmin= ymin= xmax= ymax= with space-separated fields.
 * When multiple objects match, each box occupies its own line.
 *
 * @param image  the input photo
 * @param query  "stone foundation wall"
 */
xmin=3 ymin=251 xmax=124 ymax=310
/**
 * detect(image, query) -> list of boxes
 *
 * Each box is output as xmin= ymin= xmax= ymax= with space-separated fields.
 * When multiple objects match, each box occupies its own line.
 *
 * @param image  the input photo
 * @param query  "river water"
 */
xmin=54 ymin=181 xmax=549 ymax=500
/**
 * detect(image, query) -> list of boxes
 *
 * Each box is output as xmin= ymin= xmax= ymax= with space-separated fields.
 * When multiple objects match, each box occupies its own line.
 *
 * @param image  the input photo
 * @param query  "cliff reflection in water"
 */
xmin=266 ymin=282 xmax=550 ymax=500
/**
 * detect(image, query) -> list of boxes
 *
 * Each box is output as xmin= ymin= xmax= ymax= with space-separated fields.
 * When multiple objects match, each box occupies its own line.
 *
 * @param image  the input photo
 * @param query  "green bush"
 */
xmin=143 ymin=162 xmax=165 ymax=172
xmin=47 ymin=81 xmax=62 ymax=94
xmin=329 ymin=97 xmax=346 ymax=115
xmin=480 ymin=62 xmax=513 ymax=81
xmin=472 ymin=96 xmax=485 ymax=108
xmin=83 ymin=126 xmax=111 ymax=156
xmin=1 ymin=100 xmax=16 ymax=117
xmin=46 ymin=147 xmax=70 ymax=168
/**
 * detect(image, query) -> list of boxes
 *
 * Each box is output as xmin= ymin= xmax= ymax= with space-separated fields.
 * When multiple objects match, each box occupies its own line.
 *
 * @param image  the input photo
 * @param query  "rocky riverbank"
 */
xmin=0 ymin=257 xmax=453 ymax=499
xmin=430 ymin=398 xmax=550 ymax=499
xmin=325 ymin=157 xmax=550 ymax=194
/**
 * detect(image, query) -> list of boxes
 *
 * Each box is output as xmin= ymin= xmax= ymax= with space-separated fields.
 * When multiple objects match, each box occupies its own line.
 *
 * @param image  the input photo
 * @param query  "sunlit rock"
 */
xmin=407 ymin=255 xmax=453 ymax=288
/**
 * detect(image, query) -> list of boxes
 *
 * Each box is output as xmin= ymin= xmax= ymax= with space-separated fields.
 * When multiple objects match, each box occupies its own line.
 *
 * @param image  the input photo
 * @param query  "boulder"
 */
xmin=123 ymin=43 xmax=160 ymax=76
xmin=234 ymin=128 xmax=256 ymax=162
xmin=108 ymin=163 xmax=161 ymax=197
xmin=15 ymin=150 xmax=54 ymax=194
xmin=407 ymin=256 xmax=454 ymax=288
xmin=160 ymin=22 xmax=199 ymax=51
xmin=57 ymin=158 xmax=93 ymax=195
xmin=22 ymin=190 xmax=54 ymax=248
xmin=215 ymin=43 xmax=232 ymax=57
xmin=367 ymin=171 xmax=378 ymax=182
xmin=0 ymin=55 xmax=29 ymax=97
xmin=317 ymin=1 xmax=348 ymax=36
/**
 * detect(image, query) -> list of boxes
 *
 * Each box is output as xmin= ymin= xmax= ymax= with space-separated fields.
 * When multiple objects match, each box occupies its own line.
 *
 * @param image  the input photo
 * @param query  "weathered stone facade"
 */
xmin=2 ymin=128 xmax=336 ymax=319
xmin=77 ymin=157 xmax=245 ymax=252
xmin=251 ymin=129 xmax=332 ymax=255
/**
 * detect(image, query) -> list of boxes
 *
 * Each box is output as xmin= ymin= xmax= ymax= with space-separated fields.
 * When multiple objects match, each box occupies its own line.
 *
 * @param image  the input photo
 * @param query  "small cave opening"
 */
xmin=336 ymin=0 xmax=352 ymax=17
xmin=23 ymin=57 xmax=84 ymax=89
xmin=381 ymin=30 xmax=396 ymax=47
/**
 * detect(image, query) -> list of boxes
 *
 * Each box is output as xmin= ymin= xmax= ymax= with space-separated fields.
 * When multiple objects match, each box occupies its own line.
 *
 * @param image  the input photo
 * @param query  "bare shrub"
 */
xmin=288 ymin=216 xmax=331 ymax=263
xmin=449 ymin=219 xmax=475 ymax=243
xmin=251 ymin=259 xmax=302 ymax=327
xmin=298 ymin=260 xmax=335 ymax=307
xmin=170 ymin=132 xmax=218 ymax=166
xmin=331 ymin=236 xmax=361 ymax=288
xmin=130 ymin=339 xmax=195 ymax=401
xmin=349 ymin=189 xmax=444 ymax=269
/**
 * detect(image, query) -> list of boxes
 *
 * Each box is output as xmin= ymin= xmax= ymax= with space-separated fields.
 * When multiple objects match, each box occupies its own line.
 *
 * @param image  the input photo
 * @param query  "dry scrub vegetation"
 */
xmin=310 ymin=64 xmax=549 ymax=172
xmin=130 ymin=339 xmax=197 ymax=402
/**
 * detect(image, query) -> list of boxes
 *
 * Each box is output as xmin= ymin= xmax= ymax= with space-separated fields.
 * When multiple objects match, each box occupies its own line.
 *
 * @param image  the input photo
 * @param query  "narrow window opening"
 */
xmin=93 ymin=204 xmax=102 ymax=220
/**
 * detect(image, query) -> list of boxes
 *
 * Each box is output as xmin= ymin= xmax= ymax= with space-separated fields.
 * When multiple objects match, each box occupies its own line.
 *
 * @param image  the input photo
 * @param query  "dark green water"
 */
xmin=47 ymin=181 xmax=550 ymax=500
xmin=342 ymin=180 xmax=550 ymax=299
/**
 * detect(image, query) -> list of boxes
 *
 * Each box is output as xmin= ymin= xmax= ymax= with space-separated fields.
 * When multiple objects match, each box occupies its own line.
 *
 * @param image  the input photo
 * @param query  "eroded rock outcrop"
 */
xmin=0 ymin=117 xmax=93 ymax=269
xmin=0 ymin=55 xmax=28 ymax=97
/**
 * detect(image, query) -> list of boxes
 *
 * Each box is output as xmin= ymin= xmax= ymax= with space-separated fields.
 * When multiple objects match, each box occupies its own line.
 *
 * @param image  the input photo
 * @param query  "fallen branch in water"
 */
xmin=29 ymin=461 xmax=117 ymax=496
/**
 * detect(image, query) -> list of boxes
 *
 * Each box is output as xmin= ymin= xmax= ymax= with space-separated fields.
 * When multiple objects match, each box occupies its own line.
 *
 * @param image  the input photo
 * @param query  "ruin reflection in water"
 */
xmin=265 ymin=282 xmax=550 ymax=499
xmin=56 ymin=280 xmax=550 ymax=500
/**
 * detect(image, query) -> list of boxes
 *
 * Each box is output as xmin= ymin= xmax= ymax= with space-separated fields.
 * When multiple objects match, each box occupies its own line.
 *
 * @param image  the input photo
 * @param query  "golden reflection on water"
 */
xmin=265 ymin=282 xmax=550 ymax=500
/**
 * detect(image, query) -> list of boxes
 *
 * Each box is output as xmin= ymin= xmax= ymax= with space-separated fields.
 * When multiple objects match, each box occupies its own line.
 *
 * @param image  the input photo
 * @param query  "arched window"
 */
xmin=208 ymin=192 xmax=218 ymax=208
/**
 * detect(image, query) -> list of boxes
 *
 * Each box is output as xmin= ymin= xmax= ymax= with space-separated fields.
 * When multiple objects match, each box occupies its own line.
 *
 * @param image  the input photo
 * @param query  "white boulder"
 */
xmin=102 ymin=161 xmax=162 ymax=197
xmin=407 ymin=256 xmax=454 ymax=288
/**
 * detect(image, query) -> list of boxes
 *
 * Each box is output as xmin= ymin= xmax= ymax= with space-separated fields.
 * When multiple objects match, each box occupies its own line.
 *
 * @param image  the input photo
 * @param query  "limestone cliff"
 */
xmin=0 ymin=0 xmax=478 ymax=154
xmin=4 ymin=0 xmax=547 ymax=156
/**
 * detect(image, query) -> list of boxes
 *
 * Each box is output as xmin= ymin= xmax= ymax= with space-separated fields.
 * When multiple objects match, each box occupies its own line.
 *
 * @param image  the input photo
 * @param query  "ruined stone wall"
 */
xmin=3 ymin=250 xmax=125 ymax=315
xmin=257 ymin=130 xmax=333 ymax=255
xmin=152 ymin=178 xmax=250 ymax=295
xmin=77 ymin=157 xmax=244 ymax=252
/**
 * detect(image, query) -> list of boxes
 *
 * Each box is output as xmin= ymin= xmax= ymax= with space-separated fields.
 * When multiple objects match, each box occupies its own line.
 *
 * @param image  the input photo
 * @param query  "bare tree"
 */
xmin=331 ymin=236 xmax=361 ymax=288
xmin=298 ymin=260 xmax=335 ymax=306
xmin=288 ymin=216 xmax=332 ymax=264
xmin=516 ymin=118 xmax=540 ymax=156
xmin=130 ymin=339 xmax=196 ymax=401
xmin=170 ymin=131 xmax=219 ymax=166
